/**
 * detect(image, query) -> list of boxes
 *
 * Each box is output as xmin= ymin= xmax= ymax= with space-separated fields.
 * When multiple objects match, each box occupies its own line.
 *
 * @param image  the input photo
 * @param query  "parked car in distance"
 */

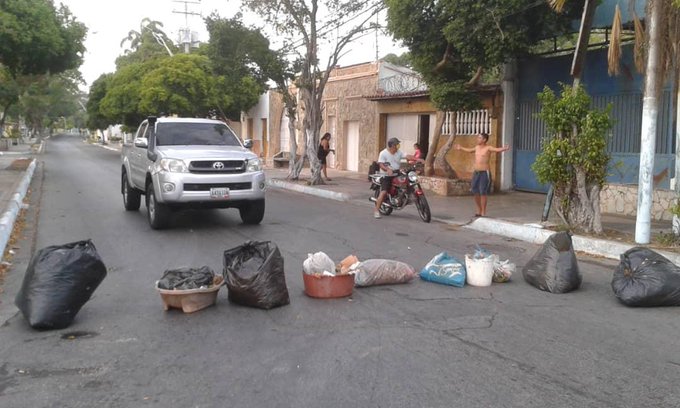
xmin=121 ymin=116 xmax=266 ymax=229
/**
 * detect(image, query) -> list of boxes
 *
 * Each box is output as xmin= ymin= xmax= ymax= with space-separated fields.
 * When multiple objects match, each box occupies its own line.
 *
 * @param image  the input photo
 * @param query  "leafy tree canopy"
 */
xmin=0 ymin=0 xmax=86 ymax=77
xmin=385 ymin=0 xmax=583 ymax=111
xmin=86 ymin=73 xmax=113 ymax=130
xmin=381 ymin=52 xmax=412 ymax=68
xmin=116 ymin=18 xmax=177 ymax=69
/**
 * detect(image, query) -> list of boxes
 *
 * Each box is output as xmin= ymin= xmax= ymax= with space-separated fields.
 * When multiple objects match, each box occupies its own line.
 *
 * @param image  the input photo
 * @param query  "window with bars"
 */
xmin=441 ymin=110 xmax=490 ymax=136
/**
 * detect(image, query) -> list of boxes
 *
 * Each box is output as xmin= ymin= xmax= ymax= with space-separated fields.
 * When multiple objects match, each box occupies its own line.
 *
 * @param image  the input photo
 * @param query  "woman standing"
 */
xmin=318 ymin=132 xmax=335 ymax=181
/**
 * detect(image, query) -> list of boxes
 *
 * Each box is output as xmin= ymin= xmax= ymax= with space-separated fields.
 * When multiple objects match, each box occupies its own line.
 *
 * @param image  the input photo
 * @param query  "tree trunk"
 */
xmin=287 ymin=109 xmax=304 ymax=180
xmin=424 ymin=111 xmax=446 ymax=176
xmin=433 ymin=112 xmax=458 ymax=178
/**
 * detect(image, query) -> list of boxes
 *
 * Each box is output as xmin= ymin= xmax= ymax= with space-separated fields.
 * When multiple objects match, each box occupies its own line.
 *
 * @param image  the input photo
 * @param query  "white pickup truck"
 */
xmin=121 ymin=116 xmax=266 ymax=229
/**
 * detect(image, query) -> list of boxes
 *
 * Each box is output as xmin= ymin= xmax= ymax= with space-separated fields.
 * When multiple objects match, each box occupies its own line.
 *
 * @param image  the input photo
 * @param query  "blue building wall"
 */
xmin=514 ymin=45 xmax=675 ymax=192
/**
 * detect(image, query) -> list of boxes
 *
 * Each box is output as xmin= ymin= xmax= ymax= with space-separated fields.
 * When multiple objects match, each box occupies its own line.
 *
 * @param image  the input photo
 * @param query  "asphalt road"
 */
xmin=0 ymin=134 xmax=678 ymax=408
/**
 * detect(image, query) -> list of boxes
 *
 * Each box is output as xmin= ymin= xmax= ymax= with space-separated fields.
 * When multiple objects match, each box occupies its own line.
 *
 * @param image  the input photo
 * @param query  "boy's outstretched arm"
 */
xmin=454 ymin=144 xmax=475 ymax=153
xmin=489 ymin=145 xmax=511 ymax=153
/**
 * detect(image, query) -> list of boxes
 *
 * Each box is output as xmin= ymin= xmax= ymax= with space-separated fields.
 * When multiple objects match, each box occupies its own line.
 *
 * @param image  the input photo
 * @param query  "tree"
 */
xmin=532 ymin=84 xmax=612 ymax=234
xmin=0 ymin=0 xmax=85 ymax=131
xmin=117 ymin=18 xmax=176 ymax=67
xmin=86 ymin=73 xmax=114 ymax=131
xmin=241 ymin=0 xmax=383 ymax=185
xmin=18 ymin=72 xmax=83 ymax=137
xmin=0 ymin=0 xmax=85 ymax=76
xmin=0 ymin=67 xmax=19 ymax=131
xmin=381 ymin=52 xmax=412 ymax=68
xmin=385 ymin=0 xmax=582 ymax=176
xmin=204 ymin=13 xmax=299 ymax=174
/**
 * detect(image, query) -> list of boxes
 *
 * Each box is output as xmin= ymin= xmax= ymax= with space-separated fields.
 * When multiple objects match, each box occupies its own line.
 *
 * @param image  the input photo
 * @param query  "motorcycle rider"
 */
xmin=374 ymin=137 xmax=424 ymax=219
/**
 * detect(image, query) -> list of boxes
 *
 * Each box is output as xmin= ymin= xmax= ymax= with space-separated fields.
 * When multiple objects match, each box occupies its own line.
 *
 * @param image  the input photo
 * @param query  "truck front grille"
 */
xmin=183 ymin=182 xmax=252 ymax=191
xmin=189 ymin=160 xmax=245 ymax=174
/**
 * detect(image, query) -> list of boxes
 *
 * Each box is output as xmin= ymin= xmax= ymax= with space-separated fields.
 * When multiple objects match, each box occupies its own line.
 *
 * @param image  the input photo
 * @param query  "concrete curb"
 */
xmin=267 ymin=178 xmax=351 ymax=202
xmin=0 ymin=159 xmax=36 ymax=258
xmin=267 ymin=179 xmax=680 ymax=264
xmin=464 ymin=217 xmax=680 ymax=264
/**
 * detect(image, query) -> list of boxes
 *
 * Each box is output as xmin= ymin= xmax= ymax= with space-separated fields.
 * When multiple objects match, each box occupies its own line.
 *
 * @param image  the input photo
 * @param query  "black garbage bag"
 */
xmin=223 ymin=241 xmax=289 ymax=309
xmin=157 ymin=266 xmax=215 ymax=290
xmin=15 ymin=240 xmax=107 ymax=330
xmin=612 ymin=247 xmax=680 ymax=307
xmin=522 ymin=232 xmax=582 ymax=293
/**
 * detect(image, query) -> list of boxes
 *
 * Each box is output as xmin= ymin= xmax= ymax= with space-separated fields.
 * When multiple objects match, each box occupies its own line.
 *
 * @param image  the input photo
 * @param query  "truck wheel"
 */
xmin=122 ymin=171 xmax=141 ymax=211
xmin=239 ymin=199 xmax=265 ymax=225
xmin=146 ymin=183 xmax=170 ymax=229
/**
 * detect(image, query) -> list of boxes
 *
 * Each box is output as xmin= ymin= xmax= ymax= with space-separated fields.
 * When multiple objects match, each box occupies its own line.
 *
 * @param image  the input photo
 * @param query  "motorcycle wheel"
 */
xmin=373 ymin=188 xmax=393 ymax=216
xmin=414 ymin=192 xmax=431 ymax=223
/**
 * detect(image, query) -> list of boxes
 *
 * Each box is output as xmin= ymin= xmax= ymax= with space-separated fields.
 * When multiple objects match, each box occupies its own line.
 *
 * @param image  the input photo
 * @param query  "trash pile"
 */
xmin=301 ymin=252 xmax=416 ymax=298
xmin=15 ymin=240 xmax=107 ymax=330
xmin=14 ymin=231 xmax=679 ymax=330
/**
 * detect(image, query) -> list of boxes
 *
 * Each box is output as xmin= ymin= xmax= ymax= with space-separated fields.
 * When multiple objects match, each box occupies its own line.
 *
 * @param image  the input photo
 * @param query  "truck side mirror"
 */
xmin=147 ymin=116 xmax=158 ymax=161
xmin=243 ymin=139 xmax=253 ymax=149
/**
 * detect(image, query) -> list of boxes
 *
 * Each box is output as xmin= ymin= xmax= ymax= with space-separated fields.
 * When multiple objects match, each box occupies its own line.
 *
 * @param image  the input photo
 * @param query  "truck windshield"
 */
xmin=156 ymin=123 xmax=241 ymax=146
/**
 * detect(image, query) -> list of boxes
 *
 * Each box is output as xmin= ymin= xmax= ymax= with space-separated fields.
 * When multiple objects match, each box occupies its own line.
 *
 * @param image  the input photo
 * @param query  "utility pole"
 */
xmin=172 ymin=0 xmax=201 ymax=54
xmin=635 ymin=0 xmax=663 ymax=244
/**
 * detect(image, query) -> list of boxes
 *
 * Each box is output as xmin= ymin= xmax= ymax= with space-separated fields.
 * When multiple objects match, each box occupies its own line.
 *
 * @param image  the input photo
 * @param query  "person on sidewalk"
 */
xmin=454 ymin=133 xmax=510 ymax=217
xmin=374 ymin=137 xmax=424 ymax=219
xmin=318 ymin=132 xmax=335 ymax=181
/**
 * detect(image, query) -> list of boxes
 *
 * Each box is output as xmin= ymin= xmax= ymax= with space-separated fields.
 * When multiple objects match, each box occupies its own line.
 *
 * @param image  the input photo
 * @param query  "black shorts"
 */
xmin=380 ymin=175 xmax=395 ymax=191
xmin=471 ymin=170 xmax=491 ymax=195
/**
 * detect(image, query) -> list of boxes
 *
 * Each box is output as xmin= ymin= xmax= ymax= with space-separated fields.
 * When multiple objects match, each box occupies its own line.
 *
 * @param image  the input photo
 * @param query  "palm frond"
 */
xmin=633 ymin=11 xmax=646 ymax=73
xmin=608 ymin=5 xmax=622 ymax=76
xmin=548 ymin=0 xmax=567 ymax=13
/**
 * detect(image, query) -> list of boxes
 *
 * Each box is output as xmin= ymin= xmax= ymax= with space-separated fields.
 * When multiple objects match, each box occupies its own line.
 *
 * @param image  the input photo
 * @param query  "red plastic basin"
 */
xmin=303 ymin=272 xmax=354 ymax=298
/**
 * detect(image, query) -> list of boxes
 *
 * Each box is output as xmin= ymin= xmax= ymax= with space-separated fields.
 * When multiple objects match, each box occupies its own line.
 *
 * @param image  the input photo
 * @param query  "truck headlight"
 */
xmin=157 ymin=158 xmax=188 ymax=173
xmin=246 ymin=159 xmax=262 ymax=172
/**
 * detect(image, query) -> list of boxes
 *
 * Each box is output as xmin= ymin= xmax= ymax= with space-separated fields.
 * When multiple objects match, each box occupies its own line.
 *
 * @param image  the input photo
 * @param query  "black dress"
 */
xmin=318 ymin=144 xmax=330 ymax=165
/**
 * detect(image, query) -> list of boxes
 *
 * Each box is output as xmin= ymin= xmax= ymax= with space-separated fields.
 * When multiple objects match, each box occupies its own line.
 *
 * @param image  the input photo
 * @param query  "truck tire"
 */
xmin=122 ymin=171 xmax=141 ymax=211
xmin=146 ymin=183 xmax=171 ymax=229
xmin=239 ymin=199 xmax=265 ymax=225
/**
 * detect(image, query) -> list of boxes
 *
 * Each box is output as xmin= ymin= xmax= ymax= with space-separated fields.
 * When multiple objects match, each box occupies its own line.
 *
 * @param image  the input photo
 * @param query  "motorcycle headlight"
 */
xmin=156 ymin=158 xmax=188 ymax=173
xmin=246 ymin=158 xmax=262 ymax=172
xmin=408 ymin=171 xmax=418 ymax=182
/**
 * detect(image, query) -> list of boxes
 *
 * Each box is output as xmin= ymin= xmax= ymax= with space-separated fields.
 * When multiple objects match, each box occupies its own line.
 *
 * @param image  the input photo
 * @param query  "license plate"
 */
xmin=210 ymin=187 xmax=229 ymax=199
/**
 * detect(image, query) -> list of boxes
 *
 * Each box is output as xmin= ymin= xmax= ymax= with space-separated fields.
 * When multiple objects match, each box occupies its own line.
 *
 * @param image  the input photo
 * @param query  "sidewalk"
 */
xmin=0 ymin=141 xmax=40 ymax=259
xmin=266 ymin=166 xmax=680 ymax=264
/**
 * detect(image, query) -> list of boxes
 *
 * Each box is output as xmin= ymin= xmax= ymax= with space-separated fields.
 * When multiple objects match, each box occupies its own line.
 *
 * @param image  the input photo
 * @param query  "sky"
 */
xmin=59 ymin=0 xmax=407 ymax=91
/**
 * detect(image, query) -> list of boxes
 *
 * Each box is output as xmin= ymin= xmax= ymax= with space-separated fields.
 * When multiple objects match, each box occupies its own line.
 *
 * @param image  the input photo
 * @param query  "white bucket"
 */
xmin=465 ymin=255 xmax=494 ymax=287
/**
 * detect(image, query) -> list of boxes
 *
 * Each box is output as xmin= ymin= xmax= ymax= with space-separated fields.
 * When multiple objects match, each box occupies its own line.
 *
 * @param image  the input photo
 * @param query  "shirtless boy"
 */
xmin=454 ymin=133 xmax=510 ymax=217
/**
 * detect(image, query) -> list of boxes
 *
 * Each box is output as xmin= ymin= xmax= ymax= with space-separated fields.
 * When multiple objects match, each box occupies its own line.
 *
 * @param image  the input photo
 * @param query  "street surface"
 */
xmin=0 ymin=134 xmax=678 ymax=407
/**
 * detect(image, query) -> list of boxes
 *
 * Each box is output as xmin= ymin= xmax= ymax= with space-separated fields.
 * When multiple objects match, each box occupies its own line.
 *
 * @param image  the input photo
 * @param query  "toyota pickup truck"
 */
xmin=121 ymin=116 xmax=266 ymax=229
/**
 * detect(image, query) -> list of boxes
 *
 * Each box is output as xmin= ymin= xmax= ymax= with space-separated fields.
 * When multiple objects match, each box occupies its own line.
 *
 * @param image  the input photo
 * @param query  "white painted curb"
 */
xmin=267 ymin=178 xmax=350 ymax=202
xmin=464 ymin=217 xmax=680 ymax=265
xmin=0 ymin=159 xmax=36 ymax=258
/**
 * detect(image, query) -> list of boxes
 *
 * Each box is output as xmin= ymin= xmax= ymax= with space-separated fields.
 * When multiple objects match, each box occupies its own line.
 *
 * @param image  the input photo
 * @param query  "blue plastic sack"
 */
xmin=419 ymin=252 xmax=466 ymax=287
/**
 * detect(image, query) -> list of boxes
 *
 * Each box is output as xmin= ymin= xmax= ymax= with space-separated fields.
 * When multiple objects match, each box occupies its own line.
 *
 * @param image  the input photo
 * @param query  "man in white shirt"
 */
xmin=374 ymin=137 xmax=424 ymax=219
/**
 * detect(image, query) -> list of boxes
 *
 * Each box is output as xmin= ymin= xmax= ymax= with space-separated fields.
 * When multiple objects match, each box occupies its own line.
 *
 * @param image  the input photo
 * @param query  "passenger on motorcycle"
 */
xmin=374 ymin=137 xmax=424 ymax=219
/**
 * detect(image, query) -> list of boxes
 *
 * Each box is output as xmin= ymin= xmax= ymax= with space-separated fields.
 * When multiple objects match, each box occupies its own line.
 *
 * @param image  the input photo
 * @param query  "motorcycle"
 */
xmin=368 ymin=163 xmax=431 ymax=223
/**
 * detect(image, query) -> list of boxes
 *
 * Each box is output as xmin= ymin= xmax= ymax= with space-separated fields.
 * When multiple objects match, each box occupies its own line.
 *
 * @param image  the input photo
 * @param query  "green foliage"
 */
xmin=18 ymin=72 xmax=83 ymax=132
xmin=116 ymin=18 xmax=177 ymax=69
xmin=532 ymin=84 xmax=613 ymax=190
xmin=86 ymin=74 xmax=113 ymax=130
xmin=0 ymin=0 xmax=86 ymax=77
xmin=384 ymin=0 xmax=582 ymax=112
xmin=381 ymin=52 xmax=412 ymax=68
